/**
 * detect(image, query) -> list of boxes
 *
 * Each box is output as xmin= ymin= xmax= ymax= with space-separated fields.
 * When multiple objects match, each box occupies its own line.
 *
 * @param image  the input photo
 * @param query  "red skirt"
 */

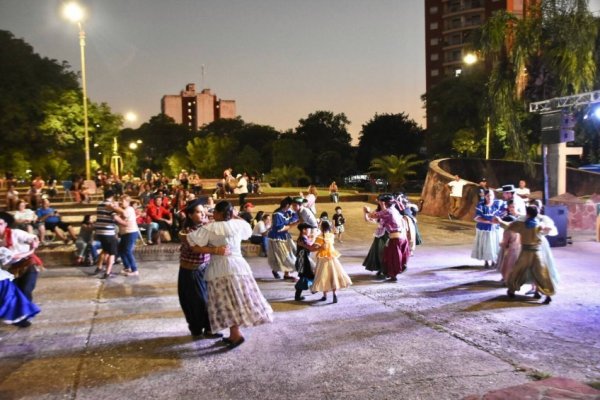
xmin=383 ymin=238 xmax=410 ymax=278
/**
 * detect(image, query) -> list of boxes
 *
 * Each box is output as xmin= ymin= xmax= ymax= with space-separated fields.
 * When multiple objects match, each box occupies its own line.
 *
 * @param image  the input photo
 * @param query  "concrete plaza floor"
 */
xmin=1 ymin=202 xmax=599 ymax=399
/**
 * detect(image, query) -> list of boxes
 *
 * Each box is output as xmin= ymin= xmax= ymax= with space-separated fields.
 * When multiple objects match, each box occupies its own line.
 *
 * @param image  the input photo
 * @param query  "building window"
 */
xmin=430 ymin=53 xmax=439 ymax=61
xmin=430 ymin=22 xmax=438 ymax=30
xmin=429 ymin=6 xmax=438 ymax=14
xmin=430 ymin=38 xmax=439 ymax=46
xmin=431 ymin=69 xmax=439 ymax=77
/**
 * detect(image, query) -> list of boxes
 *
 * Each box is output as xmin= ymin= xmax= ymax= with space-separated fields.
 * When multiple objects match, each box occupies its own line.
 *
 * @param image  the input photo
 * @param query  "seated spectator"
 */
xmin=5 ymin=183 xmax=20 ymax=211
xmin=12 ymin=200 xmax=40 ymax=237
xmin=74 ymin=215 xmax=100 ymax=265
xmin=46 ymin=177 xmax=58 ymax=198
xmin=146 ymin=196 xmax=173 ymax=242
xmin=35 ymin=198 xmax=77 ymax=244
xmin=239 ymin=202 xmax=255 ymax=226
xmin=29 ymin=176 xmax=45 ymax=210
xmin=134 ymin=200 xmax=158 ymax=245
xmin=71 ymin=176 xmax=88 ymax=204
xmin=250 ymin=212 xmax=271 ymax=257
xmin=190 ymin=172 xmax=203 ymax=196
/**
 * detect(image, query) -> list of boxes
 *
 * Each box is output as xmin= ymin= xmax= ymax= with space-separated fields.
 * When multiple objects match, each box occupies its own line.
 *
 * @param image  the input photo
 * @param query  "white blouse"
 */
xmin=187 ymin=218 xmax=253 ymax=281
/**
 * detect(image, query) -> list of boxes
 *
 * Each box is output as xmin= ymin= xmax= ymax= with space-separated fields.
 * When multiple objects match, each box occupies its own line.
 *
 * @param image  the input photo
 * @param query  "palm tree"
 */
xmin=475 ymin=1 xmax=597 ymax=160
xmin=368 ymin=154 xmax=422 ymax=192
xmin=267 ymin=165 xmax=309 ymax=187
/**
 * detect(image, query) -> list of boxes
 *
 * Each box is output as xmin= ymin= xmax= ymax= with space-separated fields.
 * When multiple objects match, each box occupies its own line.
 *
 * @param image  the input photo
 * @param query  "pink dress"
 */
xmin=497 ymin=230 xmax=520 ymax=281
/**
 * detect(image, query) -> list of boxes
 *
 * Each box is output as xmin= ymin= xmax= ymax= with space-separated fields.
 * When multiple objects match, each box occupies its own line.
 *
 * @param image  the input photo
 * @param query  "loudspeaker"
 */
xmin=544 ymin=205 xmax=568 ymax=247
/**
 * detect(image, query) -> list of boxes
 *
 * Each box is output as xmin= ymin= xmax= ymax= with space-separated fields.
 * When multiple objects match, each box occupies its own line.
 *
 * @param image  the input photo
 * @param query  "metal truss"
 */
xmin=529 ymin=90 xmax=600 ymax=113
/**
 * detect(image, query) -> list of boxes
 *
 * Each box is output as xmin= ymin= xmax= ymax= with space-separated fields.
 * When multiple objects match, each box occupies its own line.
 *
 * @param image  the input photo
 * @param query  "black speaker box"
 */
xmin=544 ymin=205 xmax=568 ymax=247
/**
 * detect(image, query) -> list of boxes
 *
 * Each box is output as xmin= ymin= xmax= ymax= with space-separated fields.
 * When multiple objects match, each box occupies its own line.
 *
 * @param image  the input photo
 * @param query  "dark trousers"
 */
xmin=14 ymin=266 xmax=38 ymax=301
xmin=178 ymin=266 xmax=212 ymax=335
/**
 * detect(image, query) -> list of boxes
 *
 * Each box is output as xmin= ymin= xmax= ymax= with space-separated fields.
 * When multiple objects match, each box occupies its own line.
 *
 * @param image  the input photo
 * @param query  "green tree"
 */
xmin=368 ymin=154 xmax=423 ymax=192
xmin=452 ymin=128 xmax=481 ymax=157
xmin=123 ymin=114 xmax=191 ymax=171
xmin=357 ymin=113 xmax=425 ymax=170
xmin=186 ymin=135 xmax=238 ymax=177
xmin=294 ymin=111 xmax=353 ymax=179
xmin=421 ymin=70 xmax=487 ymax=158
xmin=475 ymin=1 xmax=597 ymax=160
xmin=267 ymin=165 xmax=309 ymax=187
xmin=235 ymin=145 xmax=263 ymax=175
xmin=315 ymin=150 xmax=344 ymax=184
xmin=271 ymin=138 xmax=312 ymax=169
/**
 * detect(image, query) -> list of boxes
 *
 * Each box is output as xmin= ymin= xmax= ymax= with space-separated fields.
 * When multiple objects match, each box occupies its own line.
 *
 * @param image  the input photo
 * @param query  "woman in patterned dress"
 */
xmin=186 ymin=201 xmax=273 ymax=349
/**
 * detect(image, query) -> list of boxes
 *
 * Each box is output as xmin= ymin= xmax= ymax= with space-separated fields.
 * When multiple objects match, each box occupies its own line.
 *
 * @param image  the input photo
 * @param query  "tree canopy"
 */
xmin=357 ymin=113 xmax=425 ymax=171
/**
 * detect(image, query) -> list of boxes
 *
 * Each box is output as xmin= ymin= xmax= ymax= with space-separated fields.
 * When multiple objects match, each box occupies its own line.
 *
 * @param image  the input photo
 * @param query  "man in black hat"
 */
xmin=501 ymin=184 xmax=526 ymax=216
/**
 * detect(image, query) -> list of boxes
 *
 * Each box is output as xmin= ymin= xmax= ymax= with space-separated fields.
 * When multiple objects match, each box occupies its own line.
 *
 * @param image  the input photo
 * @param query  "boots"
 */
xmin=333 ymin=294 xmax=338 ymax=303
xmin=294 ymin=289 xmax=305 ymax=301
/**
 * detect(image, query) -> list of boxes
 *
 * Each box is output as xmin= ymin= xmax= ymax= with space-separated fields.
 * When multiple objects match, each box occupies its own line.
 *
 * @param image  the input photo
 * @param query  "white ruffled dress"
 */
xmin=187 ymin=219 xmax=273 ymax=332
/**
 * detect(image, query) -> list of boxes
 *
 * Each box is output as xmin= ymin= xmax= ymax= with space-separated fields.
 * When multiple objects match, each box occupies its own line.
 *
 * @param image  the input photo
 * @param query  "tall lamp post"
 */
xmin=463 ymin=52 xmax=491 ymax=160
xmin=62 ymin=2 xmax=91 ymax=180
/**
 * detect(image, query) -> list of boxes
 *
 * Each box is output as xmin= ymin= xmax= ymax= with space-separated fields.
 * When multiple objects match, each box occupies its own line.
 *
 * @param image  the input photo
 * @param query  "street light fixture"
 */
xmin=62 ymin=1 xmax=91 ymax=180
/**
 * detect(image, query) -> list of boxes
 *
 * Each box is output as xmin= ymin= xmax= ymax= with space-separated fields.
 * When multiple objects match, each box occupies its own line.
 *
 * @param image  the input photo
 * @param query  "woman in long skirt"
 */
xmin=364 ymin=194 xmax=410 ymax=282
xmin=471 ymin=189 xmax=504 ymax=268
xmin=362 ymin=201 xmax=388 ymax=278
xmin=187 ymin=201 xmax=273 ymax=349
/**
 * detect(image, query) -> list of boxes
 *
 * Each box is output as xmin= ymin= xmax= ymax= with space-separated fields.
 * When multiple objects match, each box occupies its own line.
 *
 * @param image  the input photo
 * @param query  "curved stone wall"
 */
xmin=420 ymin=158 xmax=600 ymax=232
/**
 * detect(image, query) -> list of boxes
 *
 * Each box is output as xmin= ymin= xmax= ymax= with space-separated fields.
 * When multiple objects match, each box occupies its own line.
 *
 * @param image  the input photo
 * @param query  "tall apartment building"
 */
xmin=161 ymin=84 xmax=236 ymax=130
xmin=424 ymin=0 xmax=532 ymax=94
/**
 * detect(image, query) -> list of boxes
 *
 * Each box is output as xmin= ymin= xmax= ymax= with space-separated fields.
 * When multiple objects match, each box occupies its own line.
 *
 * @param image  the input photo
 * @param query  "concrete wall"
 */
xmin=420 ymin=158 xmax=600 ymax=232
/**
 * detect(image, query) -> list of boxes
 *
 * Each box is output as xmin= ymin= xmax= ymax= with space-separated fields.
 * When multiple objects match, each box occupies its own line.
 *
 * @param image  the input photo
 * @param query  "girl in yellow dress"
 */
xmin=311 ymin=220 xmax=352 ymax=303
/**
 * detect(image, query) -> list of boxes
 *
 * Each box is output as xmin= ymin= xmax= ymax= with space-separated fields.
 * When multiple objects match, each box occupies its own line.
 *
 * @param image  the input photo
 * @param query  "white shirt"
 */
xmin=252 ymin=220 xmax=269 ymax=237
xmin=13 ymin=208 xmax=36 ymax=222
xmin=448 ymin=179 xmax=467 ymax=197
xmin=0 ymin=228 xmax=36 ymax=264
xmin=234 ymin=177 xmax=248 ymax=194
xmin=515 ymin=187 xmax=530 ymax=198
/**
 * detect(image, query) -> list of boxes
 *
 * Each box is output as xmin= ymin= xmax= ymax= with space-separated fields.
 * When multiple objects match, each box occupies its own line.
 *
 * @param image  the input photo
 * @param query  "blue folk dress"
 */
xmin=471 ymin=199 xmax=504 ymax=262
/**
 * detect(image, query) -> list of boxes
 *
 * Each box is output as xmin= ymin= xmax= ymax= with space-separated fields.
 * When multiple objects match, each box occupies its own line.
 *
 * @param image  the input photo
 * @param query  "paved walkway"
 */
xmin=1 ymin=206 xmax=599 ymax=399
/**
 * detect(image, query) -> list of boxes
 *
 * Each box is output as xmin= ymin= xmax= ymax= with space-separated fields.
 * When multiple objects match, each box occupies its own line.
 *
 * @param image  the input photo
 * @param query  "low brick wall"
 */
xmin=39 ymin=241 xmax=265 ymax=268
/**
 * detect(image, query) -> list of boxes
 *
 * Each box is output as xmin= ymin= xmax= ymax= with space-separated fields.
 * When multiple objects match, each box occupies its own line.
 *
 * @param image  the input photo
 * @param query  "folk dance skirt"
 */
xmin=363 ymin=234 xmax=388 ymax=273
xmin=312 ymin=257 xmax=352 ymax=292
xmin=0 ymin=279 xmax=40 ymax=325
xmin=267 ymin=238 xmax=296 ymax=273
xmin=206 ymin=274 xmax=273 ymax=333
xmin=471 ymin=228 xmax=501 ymax=262
xmin=506 ymin=246 xmax=556 ymax=296
xmin=382 ymin=238 xmax=410 ymax=278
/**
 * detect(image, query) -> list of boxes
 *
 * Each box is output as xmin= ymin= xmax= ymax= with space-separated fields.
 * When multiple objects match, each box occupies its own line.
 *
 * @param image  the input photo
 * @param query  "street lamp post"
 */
xmin=463 ymin=52 xmax=491 ymax=159
xmin=63 ymin=2 xmax=91 ymax=180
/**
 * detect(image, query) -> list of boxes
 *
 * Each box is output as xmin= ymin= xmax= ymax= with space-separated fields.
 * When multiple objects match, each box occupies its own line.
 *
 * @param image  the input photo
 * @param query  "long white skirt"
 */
xmin=471 ymin=228 xmax=501 ymax=262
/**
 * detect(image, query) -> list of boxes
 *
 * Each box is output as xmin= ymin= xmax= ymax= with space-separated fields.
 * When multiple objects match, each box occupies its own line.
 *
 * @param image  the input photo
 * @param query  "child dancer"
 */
xmin=294 ymin=223 xmax=320 ymax=301
xmin=311 ymin=220 xmax=352 ymax=303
